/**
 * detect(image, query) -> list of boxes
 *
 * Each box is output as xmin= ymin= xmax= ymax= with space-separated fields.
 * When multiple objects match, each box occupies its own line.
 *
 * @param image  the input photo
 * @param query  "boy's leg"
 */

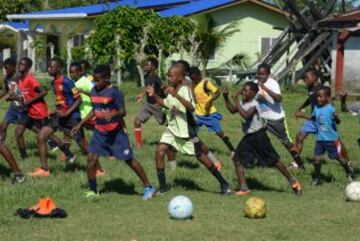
xmin=0 ymin=121 xmax=10 ymax=143
xmin=134 ymin=104 xmax=152 ymax=148
xmin=216 ymin=131 xmax=235 ymax=153
xmin=156 ymin=143 xmax=170 ymax=192
xmin=295 ymin=131 xmax=308 ymax=154
xmin=0 ymin=142 xmax=22 ymax=176
xmin=87 ymin=152 xmax=99 ymax=193
xmin=166 ymin=149 xmax=177 ymax=170
xmin=312 ymin=156 xmax=323 ymax=185
xmin=274 ymin=161 xmax=302 ymax=194
xmin=330 ymin=140 xmax=355 ymax=181
xmin=15 ymin=124 xmax=28 ymax=159
xmin=199 ymin=141 xmax=222 ymax=170
xmin=125 ymin=158 xmax=151 ymax=186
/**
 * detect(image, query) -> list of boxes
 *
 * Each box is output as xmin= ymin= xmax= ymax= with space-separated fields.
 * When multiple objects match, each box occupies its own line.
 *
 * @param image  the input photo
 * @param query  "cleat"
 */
xmin=235 ymin=189 xmax=251 ymax=196
xmin=96 ymin=169 xmax=106 ymax=177
xmin=221 ymin=184 xmax=231 ymax=195
xmin=85 ymin=191 xmax=99 ymax=199
xmin=142 ymin=186 xmax=156 ymax=200
xmin=12 ymin=174 xmax=25 ymax=184
xmin=156 ymin=185 xmax=170 ymax=195
xmin=291 ymin=180 xmax=302 ymax=195
xmin=311 ymin=178 xmax=323 ymax=186
xmin=67 ymin=155 xmax=76 ymax=164
xmin=214 ymin=162 xmax=223 ymax=171
xmin=27 ymin=168 xmax=50 ymax=177
xmin=50 ymin=146 xmax=59 ymax=153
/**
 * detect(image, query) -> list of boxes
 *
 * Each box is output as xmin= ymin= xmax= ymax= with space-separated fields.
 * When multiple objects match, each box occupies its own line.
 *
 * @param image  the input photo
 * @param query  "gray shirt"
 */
xmin=241 ymin=99 xmax=265 ymax=135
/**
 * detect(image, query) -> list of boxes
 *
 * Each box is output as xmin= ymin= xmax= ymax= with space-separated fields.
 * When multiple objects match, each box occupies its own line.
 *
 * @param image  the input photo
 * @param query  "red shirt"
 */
xmin=18 ymin=72 xmax=48 ymax=119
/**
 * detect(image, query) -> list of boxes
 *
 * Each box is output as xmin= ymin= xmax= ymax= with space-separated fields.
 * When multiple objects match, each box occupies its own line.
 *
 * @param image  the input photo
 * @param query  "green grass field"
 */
xmin=0 ymin=81 xmax=359 ymax=241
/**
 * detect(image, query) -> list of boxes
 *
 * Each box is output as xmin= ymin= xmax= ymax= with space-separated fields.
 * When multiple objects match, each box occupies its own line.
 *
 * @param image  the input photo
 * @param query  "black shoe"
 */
xmin=221 ymin=184 xmax=231 ymax=195
xmin=312 ymin=178 xmax=323 ymax=186
xmin=156 ymin=185 xmax=170 ymax=195
xmin=347 ymin=172 xmax=356 ymax=182
xmin=12 ymin=175 xmax=25 ymax=184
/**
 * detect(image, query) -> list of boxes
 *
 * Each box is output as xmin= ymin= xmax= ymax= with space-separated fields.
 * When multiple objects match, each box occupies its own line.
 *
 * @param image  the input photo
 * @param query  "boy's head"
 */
xmin=175 ymin=60 xmax=190 ymax=76
xmin=48 ymin=57 xmax=64 ymax=77
xmin=69 ymin=62 xmax=82 ymax=81
xmin=168 ymin=65 xmax=185 ymax=87
xmin=257 ymin=63 xmax=271 ymax=83
xmin=93 ymin=64 xmax=111 ymax=90
xmin=79 ymin=60 xmax=91 ymax=76
xmin=18 ymin=57 xmax=32 ymax=74
xmin=242 ymin=81 xmax=259 ymax=101
xmin=189 ymin=66 xmax=202 ymax=84
xmin=304 ymin=68 xmax=318 ymax=87
xmin=143 ymin=57 xmax=158 ymax=74
xmin=316 ymin=86 xmax=331 ymax=106
xmin=2 ymin=58 xmax=17 ymax=77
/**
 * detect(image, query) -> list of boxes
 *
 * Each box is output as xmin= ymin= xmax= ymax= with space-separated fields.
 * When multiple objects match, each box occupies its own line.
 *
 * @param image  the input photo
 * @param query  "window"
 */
xmin=260 ymin=37 xmax=277 ymax=57
xmin=73 ymin=34 xmax=85 ymax=47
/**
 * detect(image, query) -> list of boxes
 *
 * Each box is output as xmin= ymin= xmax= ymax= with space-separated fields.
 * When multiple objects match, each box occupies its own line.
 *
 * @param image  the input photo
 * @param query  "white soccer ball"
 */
xmin=345 ymin=181 xmax=360 ymax=201
xmin=168 ymin=195 xmax=193 ymax=219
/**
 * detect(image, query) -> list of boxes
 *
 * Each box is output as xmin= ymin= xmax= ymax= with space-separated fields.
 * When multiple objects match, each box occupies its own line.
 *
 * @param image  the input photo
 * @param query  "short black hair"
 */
xmin=51 ymin=57 xmax=64 ymax=68
xmin=189 ymin=66 xmax=201 ymax=77
xmin=244 ymin=81 xmax=259 ymax=94
xmin=320 ymin=86 xmax=331 ymax=97
xmin=93 ymin=64 xmax=111 ymax=78
xmin=20 ymin=57 xmax=33 ymax=68
xmin=175 ymin=60 xmax=190 ymax=74
xmin=70 ymin=62 xmax=81 ymax=70
xmin=305 ymin=68 xmax=318 ymax=79
xmin=79 ymin=60 xmax=91 ymax=70
xmin=147 ymin=57 xmax=158 ymax=69
xmin=3 ymin=58 xmax=17 ymax=68
xmin=258 ymin=63 xmax=271 ymax=74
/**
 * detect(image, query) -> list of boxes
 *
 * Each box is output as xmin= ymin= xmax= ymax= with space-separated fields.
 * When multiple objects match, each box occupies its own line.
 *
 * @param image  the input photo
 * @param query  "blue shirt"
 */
xmin=312 ymin=104 xmax=338 ymax=141
xmin=91 ymin=84 xmax=125 ymax=133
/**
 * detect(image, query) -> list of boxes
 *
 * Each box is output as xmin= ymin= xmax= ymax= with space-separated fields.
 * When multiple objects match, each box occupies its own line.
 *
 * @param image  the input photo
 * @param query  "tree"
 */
xmin=194 ymin=15 xmax=239 ymax=75
xmin=270 ymin=0 xmax=358 ymax=13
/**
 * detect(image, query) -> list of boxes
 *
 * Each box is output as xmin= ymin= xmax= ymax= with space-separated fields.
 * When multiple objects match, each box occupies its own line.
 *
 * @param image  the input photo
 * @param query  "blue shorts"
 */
xmin=314 ymin=140 xmax=341 ymax=159
xmin=196 ymin=112 xmax=223 ymax=133
xmin=301 ymin=120 xmax=317 ymax=134
xmin=89 ymin=128 xmax=134 ymax=161
xmin=3 ymin=106 xmax=23 ymax=124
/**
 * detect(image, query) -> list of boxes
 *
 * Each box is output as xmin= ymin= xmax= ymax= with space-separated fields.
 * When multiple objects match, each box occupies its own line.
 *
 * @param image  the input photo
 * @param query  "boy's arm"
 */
xmin=223 ymin=89 xmax=237 ymax=114
xmin=340 ymin=92 xmax=350 ymax=112
xmin=258 ymin=81 xmax=282 ymax=102
xmin=333 ymin=112 xmax=341 ymax=124
xmin=22 ymin=86 xmax=47 ymax=106
xmin=295 ymin=98 xmax=311 ymax=118
xmin=296 ymin=112 xmax=312 ymax=120
xmin=232 ymin=95 xmax=257 ymax=119
xmin=170 ymin=86 xmax=195 ymax=113
xmin=72 ymin=109 xmax=95 ymax=133
xmin=146 ymin=85 xmax=165 ymax=107
xmin=58 ymin=97 xmax=82 ymax=118
xmin=0 ymin=89 xmax=8 ymax=99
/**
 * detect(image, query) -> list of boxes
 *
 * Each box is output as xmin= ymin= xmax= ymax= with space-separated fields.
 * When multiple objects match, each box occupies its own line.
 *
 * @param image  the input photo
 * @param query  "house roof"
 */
xmin=319 ymin=7 xmax=360 ymax=30
xmin=0 ymin=21 xmax=29 ymax=32
xmin=7 ymin=0 xmax=192 ymax=20
xmin=159 ymin=0 xmax=287 ymax=17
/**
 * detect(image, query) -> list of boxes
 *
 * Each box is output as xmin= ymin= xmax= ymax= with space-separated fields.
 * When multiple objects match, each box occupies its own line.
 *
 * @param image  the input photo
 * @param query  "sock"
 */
xmin=314 ymin=163 xmax=322 ymax=180
xmin=88 ymin=179 xmax=97 ymax=193
xmin=19 ymin=148 xmax=28 ymax=159
xmin=222 ymin=136 xmax=235 ymax=152
xmin=288 ymin=176 xmax=297 ymax=185
xmin=168 ymin=160 xmax=177 ymax=170
xmin=157 ymin=168 xmax=167 ymax=190
xmin=340 ymin=161 xmax=353 ymax=176
xmin=207 ymin=151 xmax=219 ymax=164
xmin=134 ymin=128 xmax=142 ymax=146
xmin=208 ymin=166 xmax=228 ymax=186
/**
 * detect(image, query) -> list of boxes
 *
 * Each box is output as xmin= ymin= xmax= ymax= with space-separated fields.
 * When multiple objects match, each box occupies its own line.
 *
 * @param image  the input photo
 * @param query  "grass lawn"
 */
xmin=0 ymin=81 xmax=359 ymax=241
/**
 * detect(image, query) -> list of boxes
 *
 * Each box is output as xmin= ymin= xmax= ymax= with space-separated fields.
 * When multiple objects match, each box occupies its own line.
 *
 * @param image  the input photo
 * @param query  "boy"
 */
xmin=256 ymin=63 xmax=304 ymax=169
xmin=297 ymin=86 xmax=355 ymax=185
xmin=0 ymin=58 xmax=23 ymax=143
xmin=72 ymin=64 xmax=156 ymax=200
xmin=146 ymin=65 xmax=231 ymax=194
xmin=224 ymin=82 xmax=302 ymax=196
xmin=189 ymin=66 xmax=235 ymax=156
xmin=134 ymin=57 xmax=165 ymax=148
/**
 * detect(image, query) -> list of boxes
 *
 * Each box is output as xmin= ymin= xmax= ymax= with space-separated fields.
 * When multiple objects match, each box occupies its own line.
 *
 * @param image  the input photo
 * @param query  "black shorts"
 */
xmin=19 ymin=113 xmax=51 ymax=130
xmin=233 ymin=129 xmax=279 ymax=166
xmin=48 ymin=115 xmax=84 ymax=140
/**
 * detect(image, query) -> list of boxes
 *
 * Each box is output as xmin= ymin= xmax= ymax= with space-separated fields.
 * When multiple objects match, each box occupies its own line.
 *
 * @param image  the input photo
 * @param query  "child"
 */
xmin=72 ymin=64 xmax=156 ymax=200
xmin=256 ymin=63 xmax=304 ymax=169
xmin=189 ymin=66 xmax=235 ymax=157
xmin=223 ymin=82 xmax=302 ymax=195
xmin=297 ymin=86 xmax=355 ymax=185
xmin=146 ymin=64 xmax=231 ymax=195
xmin=134 ymin=57 xmax=165 ymax=148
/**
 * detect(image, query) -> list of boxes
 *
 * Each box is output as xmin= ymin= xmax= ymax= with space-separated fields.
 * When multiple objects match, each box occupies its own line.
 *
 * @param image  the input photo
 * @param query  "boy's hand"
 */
xmin=146 ymin=84 xmax=155 ymax=97
xmin=170 ymin=106 xmax=180 ymax=116
xmin=294 ymin=111 xmax=302 ymax=119
xmin=135 ymin=94 xmax=143 ymax=103
xmin=103 ymin=111 xmax=114 ymax=121
xmin=165 ymin=86 xmax=176 ymax=96
xmin=205 ymin=100 xmax=212 ymax=115
xmin=72 ymin=124 xmax=82 ymax=134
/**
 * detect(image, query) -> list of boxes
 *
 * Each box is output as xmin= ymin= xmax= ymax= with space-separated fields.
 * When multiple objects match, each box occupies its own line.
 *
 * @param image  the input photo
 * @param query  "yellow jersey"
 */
xmin=193 ymin=80 xmax=218 ymax=116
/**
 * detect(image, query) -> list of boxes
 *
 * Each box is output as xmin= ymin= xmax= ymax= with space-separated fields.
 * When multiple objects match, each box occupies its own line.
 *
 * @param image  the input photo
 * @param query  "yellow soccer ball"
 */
xmin=244 ymin=197 xmax=267 ymax=218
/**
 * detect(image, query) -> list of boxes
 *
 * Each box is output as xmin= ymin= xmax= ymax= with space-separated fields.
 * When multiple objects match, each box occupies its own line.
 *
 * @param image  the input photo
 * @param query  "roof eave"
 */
xmin=7 ymin=13 xmax=88 ymax=20
xmin=0 ymin=25 xmax=19 ymax=33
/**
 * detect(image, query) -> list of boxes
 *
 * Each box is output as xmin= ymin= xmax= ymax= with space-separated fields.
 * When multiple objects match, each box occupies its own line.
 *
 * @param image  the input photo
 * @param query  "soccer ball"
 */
xmin=168 ymin=195 xmax=193 ymax=220
xmin=345 ymin=182 xmax=360 ymax=201
xmin=244 ymin=197 xmax=267 ymax=218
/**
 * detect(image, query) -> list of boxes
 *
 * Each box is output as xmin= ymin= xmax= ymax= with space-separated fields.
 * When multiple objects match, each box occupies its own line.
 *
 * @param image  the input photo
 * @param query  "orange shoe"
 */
xmin=27 ymin=168 xmax=50 ymax=177
xmin=235 ymin=189 xmax=251 ymax=196
xmin=96 ymin=169 xmax=106 ymax=177
xmin=291 ymin=180 xmax=302 ymax=196
xmin=60 ymin=152 xmax=67 ymax=161
xmin=214 ymin=162 xmax=223 ymax=171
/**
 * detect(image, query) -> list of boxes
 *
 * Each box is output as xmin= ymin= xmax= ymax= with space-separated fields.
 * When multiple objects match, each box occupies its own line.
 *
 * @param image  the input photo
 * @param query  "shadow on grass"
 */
xmin=100 ymin=178 xmax=138 ymax=195
xmin=310 ymin=172 xmax=335 ymax=183
xmin=142 ymin=140 xmax=159 ymax=146
xmin=177 ymin=160 xmax=200 ymax=169
xmin=246 ymin=177 xmax=285 ymax=193
xmin=0 ymin=164 xmax=12 ymax=177
xmin=173 ymin=177 xmax=206 ymax=192
xmin=63 ymin=162 xmax=86 ymax=173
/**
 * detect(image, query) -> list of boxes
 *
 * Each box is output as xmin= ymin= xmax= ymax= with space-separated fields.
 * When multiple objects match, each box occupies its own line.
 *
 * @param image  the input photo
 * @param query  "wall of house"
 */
xmin=194 ymin=1 xmax=288 ymax=69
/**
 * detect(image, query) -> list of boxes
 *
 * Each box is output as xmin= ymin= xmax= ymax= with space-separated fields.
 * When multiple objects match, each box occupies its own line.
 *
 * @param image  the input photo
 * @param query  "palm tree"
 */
xmin=195 ymin=15 xmax=239 ymax=75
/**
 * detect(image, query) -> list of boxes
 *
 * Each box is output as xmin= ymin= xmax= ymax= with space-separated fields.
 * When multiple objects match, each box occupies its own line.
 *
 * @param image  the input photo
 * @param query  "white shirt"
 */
xmin=255 ymin=77 xmax=285 ymax=120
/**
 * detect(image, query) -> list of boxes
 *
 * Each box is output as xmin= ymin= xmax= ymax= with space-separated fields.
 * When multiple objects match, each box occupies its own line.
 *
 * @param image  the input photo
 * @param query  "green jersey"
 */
xmin=75 ymin=75 xmax=94 ymax=119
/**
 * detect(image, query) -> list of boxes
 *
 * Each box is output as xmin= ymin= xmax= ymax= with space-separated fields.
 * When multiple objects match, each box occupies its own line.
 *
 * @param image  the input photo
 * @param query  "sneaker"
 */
xmin=235 ymin=189 xmax=251 ymax=196
xmin=50 ymin=146 xmax=59 ymax=153
xmin=347 ymin=173 xmax=356 ymax=182
xmin=12 ymin=174 xmax=25 ymax=184
xmin=291 ymin=180 xmax=302 ymax=195
xmin=221 ymin=184 xmax=231 ymax=195
xmin=214 ymin=162 xmax=223 ymax=171
xmin=85 ymin=191 xmax=99 ymax=199
xmin=230 ymin=151 xmax=235 ymax=159
xmin=289 ymin=162 xmax=306 ymax=171
xmin=156 ymin=185 xmax=170 ymax=195
xmin=96 ymin=169 xmax=106 ymax=177
xmin=27 ymin=168 xmax=50 ymax=177
xmin=142 ymin=186 xmax=156 ymax=200
xmin=67 ymin=155 xmax=76 ymax=164
xmin=311 ymin=178 xmax=323 ymax=186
